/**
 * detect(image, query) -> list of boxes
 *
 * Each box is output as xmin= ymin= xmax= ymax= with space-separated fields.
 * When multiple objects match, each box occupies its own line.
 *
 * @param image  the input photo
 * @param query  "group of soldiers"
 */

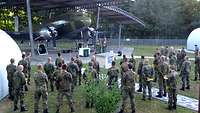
xmin=6 ymin=45 xmax=199 ymax=113
xmin=6 ymin=52 xmax=101 ymax=113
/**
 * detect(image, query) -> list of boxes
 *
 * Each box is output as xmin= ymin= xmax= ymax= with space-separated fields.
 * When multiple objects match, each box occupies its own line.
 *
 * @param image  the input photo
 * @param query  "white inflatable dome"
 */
xmin=187 ymin=28 xmax=200 ymax=51
xmin=0 ymin=29 xmax=22 ymax=100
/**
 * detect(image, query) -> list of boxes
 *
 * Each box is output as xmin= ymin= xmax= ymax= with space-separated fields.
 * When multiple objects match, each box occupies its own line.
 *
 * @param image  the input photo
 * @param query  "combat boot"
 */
xmin=56 ymin=109 xmax=60 ymax=113
xmin=186 ymin=86 xmax=190 ymax=90
xmin=34 ymin=110 xmax=39 ymax=113
xmin=163 ymin=92 xmax=167 ymax=97
xmin=71 ymin=107 xmax=75 ymax=112
xmin=180 ymin=87 xmax=185 ymax=91
xmin=194 ymin=77 xmax=197 ymax=81
xmin=20 ymin=106 xmax=28 ymax=112
xmin=156 ymin=93 xmax=162 ymax=98
xmin=14 ymin=106 xmax=18 ymax=111
xmin=168 ymin=106 xmax=172 ymax=110
xmin=131 ymin=110 xmax=136 ymax=113
xmin=173 ymin=105 xmax=176 ymax=110
xmin=43 ymin=109 xmax=49 ymax=113
xmin=137 ymin=88 xmax=142 ymax=92
xmin=25 ymin=85 xmax=28 ymax=91
xmin=118 ymin=109 xmax=124 ymax=113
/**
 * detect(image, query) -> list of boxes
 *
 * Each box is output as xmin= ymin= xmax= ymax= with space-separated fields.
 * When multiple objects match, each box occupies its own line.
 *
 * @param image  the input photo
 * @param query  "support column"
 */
xmin=199 ymin=84 xmax=200 ymax=113
xmin=26 ymin=0 xmax=35 ymax=56
xmin=14 ymin=16 xmax=19 ymax=32
xmin=95 ymin=6 xmax=100 ymax=49
xmin=118 ymin=23 xmax=122 ymax=50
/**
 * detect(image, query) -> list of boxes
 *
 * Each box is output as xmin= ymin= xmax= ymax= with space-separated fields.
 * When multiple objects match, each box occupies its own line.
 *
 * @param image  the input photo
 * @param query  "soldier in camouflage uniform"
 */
xmin=25 ymin=52 xmax=31 ymax=85
xmin=67 ymin=57 xmax=79 ymax=92
xmin=53 ymin=63 xmax=62 ymax=88
xmin=75 ymin=55 xmax=83 ymax=85
xmin=176 ymin=50 xmax=182 ymax=71
xmin=18 ymin=53 xmax=29 ymax=91
xmin=153 ymin=52 xmax=160 ymax=82
xmin=141 ymin=59 xmax=154 ymax=100
xmin=44 ymin=57 xmax=55 ymax=92
xmin=194 ymin=51 xmax=200 ymax=81
xmin=55 ymin=52 xmax=63 ymax=68
xmin=119 ymin=63 xmax=136 ymax=113
xmin=166 ymin=65 xmax=177 ymax=110
xmin=13 ymin=65 xmax=27 ymax=112
xmin=137 ymin=56 xmax=145 ymax=92
xmin=120 ymin=55 xmax=127 ymax=65
xmin=164 ymin=46 xmax=169 ymax=57
xmin=90 ymin=56 xmax=100 ymax=78
xmin=6 ymin=58 xmax=17 ymax=101
xmin=107 ymin=61 xmax=119 ymax=89
xmin=55 ymin=64 xmax=75 ymax=113
xmin=34 ymin=64 xmax=49 ymax=113
xmin=83 ymin=62 xmax=98 ymax=84
xmin=169 ymin=52 xmax=177 ymax=67
xmin=156 ymin=56 xmax=169 ymax=98
xmin=180 ymin=56 xmax=191 ymax=90
xmin=129 ymin=53 xmax=136 ymax=71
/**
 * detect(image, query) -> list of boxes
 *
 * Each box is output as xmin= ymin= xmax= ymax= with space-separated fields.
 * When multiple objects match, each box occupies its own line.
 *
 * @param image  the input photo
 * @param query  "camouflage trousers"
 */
xmin=27 ymin=70 xmax=31 ymax=84
xmin=138 ymin=74 xmax=143 ymax=90
xmin=48 ymin=79 xmax=55 ymax=92
xmin=8 ymin=83 xmax=14 ymax=101
xmin=168 ymin=89 xmax=177 ymax=108
xmin=121 ymin=87 xmax=136 ymax=112
xmin=142 ymin=81 xmax=152 ymax=99
xmin=181 ymin=73 xmax=190 ymax=88
xmin=158 ymin=76 xmax=166 ymax=96
xmin=13 ymin=89 xmax=25 ymax=108
xmin=56 ymin=91 xmax=74 ymax=112
xmin=195 ymin=65 xmax=200 ymax=79
xmin=34 ymin=90 xmax=48 ymax=111
xmin=78 ymin=71 xmax=82 ymax=85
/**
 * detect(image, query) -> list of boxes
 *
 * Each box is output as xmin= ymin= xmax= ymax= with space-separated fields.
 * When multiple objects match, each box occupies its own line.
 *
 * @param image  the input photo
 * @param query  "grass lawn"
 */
xmin=2 ymin=66 xmax=197 ymax=113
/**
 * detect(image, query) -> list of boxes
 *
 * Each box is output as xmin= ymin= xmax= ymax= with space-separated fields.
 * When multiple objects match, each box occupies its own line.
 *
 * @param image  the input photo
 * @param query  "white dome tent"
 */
xmin=0 ymin=29 xmax=22 ymax=100
xmin=187 ymin=28 xmax=200 ymax=51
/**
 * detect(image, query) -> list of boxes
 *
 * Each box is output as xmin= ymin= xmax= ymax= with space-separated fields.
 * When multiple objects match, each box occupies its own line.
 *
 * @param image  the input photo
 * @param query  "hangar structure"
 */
xmin=0 ymin=0 xmax=145 ymax=56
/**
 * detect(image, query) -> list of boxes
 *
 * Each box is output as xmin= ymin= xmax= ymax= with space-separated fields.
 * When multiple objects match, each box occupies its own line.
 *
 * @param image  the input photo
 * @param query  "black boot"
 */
xmin=118 ymin=109 xmax=124 ymax=113
xmin=14 ymin=106 xmax=18 ymax=111
xmin=168 ymin=106 xmax=172 ymax=110
xmin=34 ymin=110 xmax=39 ymax=113
xmin=156 ymin=94 xmax=162 ymax=98
xmin=43 ymin=109 xmax=49 ymax=113
xmin=180 ymin=87 xmax=185 ymax=91
xmin=194 ymin=77 xmax=197 ymax=81
xmin=186 ymin=86 xmax=190 ymax=90
xmin=137 ymin=88 xmax=142 ymax=92
xmin=163 ymin=92 xmax=167 ymax=97
xmin=173 ymin=105 xmax=176 ymax=110
xmin=25 ymin=85 xmax=28 ymax=91
xmin=71 ymin=107 xmax=75 ymax=112
xmin=20 ymin=106 xmax=28 ymax=112
xmin=56 ymin=109 xmax=59 ymax=113
xmin=132 ymin=110 xmax=136 ymax=113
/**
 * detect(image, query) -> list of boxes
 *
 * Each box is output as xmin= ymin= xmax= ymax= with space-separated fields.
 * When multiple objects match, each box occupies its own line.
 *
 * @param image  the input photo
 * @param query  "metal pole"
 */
xmin=26 ymin=0 xmax=35 ymax=56
xmin=118 ymin=24 xmax=122 ymax=50
xmin=95 ymin=6 xmax=100 ymax=51
xmin=14 ymin=16 xmax=19 ymax=32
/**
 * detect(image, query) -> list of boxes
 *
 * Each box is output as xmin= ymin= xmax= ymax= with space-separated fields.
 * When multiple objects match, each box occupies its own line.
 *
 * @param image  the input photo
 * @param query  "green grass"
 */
xmin=2 ymin=65 xmax=197 ymax=113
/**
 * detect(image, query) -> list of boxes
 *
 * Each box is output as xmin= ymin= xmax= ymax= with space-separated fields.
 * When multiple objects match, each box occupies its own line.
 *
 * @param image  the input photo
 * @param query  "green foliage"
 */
xmin=80 ymin=81 xmax=121 ymax=113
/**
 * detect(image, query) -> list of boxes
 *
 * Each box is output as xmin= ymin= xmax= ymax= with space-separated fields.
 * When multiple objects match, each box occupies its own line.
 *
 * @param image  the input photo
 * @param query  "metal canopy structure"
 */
xmin=0 ymin=0 xmax=127 ymax=10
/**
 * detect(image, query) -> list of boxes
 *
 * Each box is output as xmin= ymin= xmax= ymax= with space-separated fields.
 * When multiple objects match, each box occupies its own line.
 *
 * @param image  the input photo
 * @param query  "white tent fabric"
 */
xmin=187 ymin=28 xmax=200 ymax=51
xmin=0 ymin=29 xmax=22 ymax=100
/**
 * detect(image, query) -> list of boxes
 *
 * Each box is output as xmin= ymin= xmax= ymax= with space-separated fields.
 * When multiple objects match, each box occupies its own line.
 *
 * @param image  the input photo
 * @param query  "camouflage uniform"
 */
xmin=180 ymin=60 xmax=191 ymax=90
xmin=25 ymin=56 xmax=31 ymax=85
xmin=129 ymin=57 xmax=136 ymax=71
xmin=55 ymin=70 xmax=75 ymax=113
xmin=166 ymin=69 xmax=177 ymax=110
xmin=157 ymin=61 xmax=169 ymax=97
xmin=55 ymin=57 xmax=63 ymax=68
xmin=137 ymin=59 xmax=144 ymax=92
xmin=153 ymin=54 xmax=160 ymax=82
xmin=83 ymin=64 xmax=98 ymax=84
xmin=176 ymin=51 xmax=182 ymax=71
xmin=107 ymin=65 xmax=119 ymax=89
xmin=119 ymin=67 xmax=136 ymax=113
xmin=164 ymin=47 xmax=169 ymax=57
xmin=67 ymin=62 xmax=79 ymax=91
xmin=75 ymin=58 xmax=83 ymax=85
xmin=18 ymin=59 xmax=29 ymax=91
xmin=6 ymin=63 xmax=16 ymax=101
xmin=34 ymin=71 xmax=49 ymax=113
xmin=194 ymin=56 xmax=200 ymax=80
xmin=44 ymin=62 xmax=55 ymax=91
xmin=169 ymin=54 xmax=177 ymax=66
xmin=141 ymin=63 xmax=154 ymax=100
xmin=90 ymin=60 xmax=100 ymax=78
xmin=13 ymin=70 xmax=26 ymax=111
xmin=53 ymin=68 xmax=62 ymax=87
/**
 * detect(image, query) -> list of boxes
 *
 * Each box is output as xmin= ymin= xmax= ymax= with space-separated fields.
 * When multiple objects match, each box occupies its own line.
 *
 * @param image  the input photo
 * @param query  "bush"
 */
xmin=81 ymin=81 xmax=121 ymax=113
